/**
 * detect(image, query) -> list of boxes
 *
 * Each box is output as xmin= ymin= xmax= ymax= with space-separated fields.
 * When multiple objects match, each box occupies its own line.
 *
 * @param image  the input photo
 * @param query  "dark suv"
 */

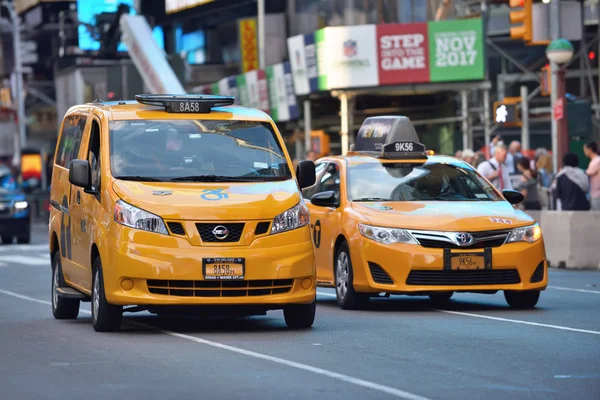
xmin=0 ymin=166 xmax=31 ymax=244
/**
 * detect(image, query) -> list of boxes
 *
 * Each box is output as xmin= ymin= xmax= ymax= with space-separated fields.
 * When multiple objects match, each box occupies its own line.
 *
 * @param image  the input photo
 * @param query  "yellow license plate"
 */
xmin=450 ymin=253 xmax=484 ymax=270
xmin=203 ymin=258 xmax=245 ymax=280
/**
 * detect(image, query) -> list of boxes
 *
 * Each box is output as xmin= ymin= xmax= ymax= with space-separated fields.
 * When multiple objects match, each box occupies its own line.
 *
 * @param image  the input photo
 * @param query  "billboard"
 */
xmin=377 ymin=23 xmax=429 ymax=85
xmin=239 ymin=19 xmax=258 ymax=72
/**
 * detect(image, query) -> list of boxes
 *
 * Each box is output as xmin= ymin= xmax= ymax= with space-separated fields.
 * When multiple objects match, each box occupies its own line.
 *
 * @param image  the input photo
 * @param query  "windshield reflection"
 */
xmin=348 ymin=162 xmax=501 ymax=202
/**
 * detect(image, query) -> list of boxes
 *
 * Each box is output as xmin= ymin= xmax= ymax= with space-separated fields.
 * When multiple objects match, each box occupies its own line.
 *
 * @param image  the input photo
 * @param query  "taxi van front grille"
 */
xmin=410 ymin=229 xmax=511 ymax=249
xmin=196 ymin=223 xmax=245 ymax=243
xmin=406 ymin=269 xmax=521 ymax=286
xmin=147 ymin=279 xmax=293 ymax=297
xmin=167 ymin=222 xmax=186 ymax=235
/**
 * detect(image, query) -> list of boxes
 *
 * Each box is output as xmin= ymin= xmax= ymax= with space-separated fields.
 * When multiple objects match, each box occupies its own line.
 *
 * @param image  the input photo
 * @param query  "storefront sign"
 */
xmin=227 ymin=76 xmax=238 ymax=104
xmin=287 ymin=35 xmax=309 ymax=95
xmin=315 ymin=25 xmax=378 ymax=90
xmin=428 ymin=18 xmax=484 ymax=82
xmin=239 ymin=18 xmax=258 ymax=73
xmin=236 ymin=75 xmax=249 ymax=106
xmin=377 ymin=23 xmax=429 ymax=85
xmin=217 ymin=78 xmax=229 ymax=96
xmin=283 ymin=62 xmax=299 ymax=120
xmin=266 ymin=64 xmax=288 ymax=122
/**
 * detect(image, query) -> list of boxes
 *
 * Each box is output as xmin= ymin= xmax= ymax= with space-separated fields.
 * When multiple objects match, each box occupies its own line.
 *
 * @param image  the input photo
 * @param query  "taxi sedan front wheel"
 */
xmin=335 ymin=241 xmax=369 ymax=310
xmin=504 ymin=290 xmax=540 ymax=309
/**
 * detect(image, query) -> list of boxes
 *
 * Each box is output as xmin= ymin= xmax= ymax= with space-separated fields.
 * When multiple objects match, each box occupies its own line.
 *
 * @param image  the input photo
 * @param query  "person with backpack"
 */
xmin=553 ymin=152 xmax=590 ymax=211
xmin=477 ymin=142 xmax=513 ymax=190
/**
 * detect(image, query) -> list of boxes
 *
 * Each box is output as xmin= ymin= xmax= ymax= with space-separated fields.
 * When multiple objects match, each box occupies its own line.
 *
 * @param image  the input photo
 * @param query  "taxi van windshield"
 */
xmin=109 ymin=119 xmax=291 ymax=182
xmin=348 ymin=162 xmax=502 ymax=202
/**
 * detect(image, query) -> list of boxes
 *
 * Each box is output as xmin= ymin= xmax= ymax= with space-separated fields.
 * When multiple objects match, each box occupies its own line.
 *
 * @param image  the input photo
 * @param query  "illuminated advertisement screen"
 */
xmin=77 ymin=0 xmax=164 ymax=52
xmin=165 ymin=0 xmax=216 ymax=14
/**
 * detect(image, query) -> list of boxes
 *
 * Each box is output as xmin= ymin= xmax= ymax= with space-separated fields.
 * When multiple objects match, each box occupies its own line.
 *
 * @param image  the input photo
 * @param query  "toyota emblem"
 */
xmin=454 ymin=232 xmax=474 ymax=246
xmin=212 ymin=225 xmax=229 ymax=240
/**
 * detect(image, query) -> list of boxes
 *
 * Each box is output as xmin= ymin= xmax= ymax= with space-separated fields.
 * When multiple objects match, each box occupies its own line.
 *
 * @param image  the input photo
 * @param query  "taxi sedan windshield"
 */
xmin=347 ymin=162 xmax=502 ymax=202
xmin=109 ymin=120 xmax=291 ymax=182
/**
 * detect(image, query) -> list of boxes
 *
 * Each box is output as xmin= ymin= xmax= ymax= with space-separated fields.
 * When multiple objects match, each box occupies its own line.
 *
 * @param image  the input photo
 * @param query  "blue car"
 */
xmin=0 ymin=166 xmax=31 ymax=244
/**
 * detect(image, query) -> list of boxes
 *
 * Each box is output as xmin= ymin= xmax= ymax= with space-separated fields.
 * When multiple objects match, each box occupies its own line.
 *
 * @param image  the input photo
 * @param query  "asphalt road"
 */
xmin=1 ymin=224 xmax=599 ymax=400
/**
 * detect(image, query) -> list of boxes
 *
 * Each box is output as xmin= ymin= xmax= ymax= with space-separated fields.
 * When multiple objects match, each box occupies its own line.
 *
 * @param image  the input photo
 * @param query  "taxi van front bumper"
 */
xmin=102 ymin=226 xmax=316 ymax=307
xmin=350 ymin=237 xmax=548 ymax=294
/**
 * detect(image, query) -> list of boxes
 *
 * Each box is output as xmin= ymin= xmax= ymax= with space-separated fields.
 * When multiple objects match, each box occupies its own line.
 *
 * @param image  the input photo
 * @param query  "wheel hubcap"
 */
xmin=52 ymin=262 xmax=59 ymax=309
xmin=336 ymin=251 xmax=349 ymax=300
xmin=92 ymin=270 xmax=100 ymax=321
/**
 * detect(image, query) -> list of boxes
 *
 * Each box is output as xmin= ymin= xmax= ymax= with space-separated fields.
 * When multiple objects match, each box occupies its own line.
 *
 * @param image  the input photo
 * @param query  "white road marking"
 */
xmin=317 ymin=291 xmax=600 ymax=336
xmin=0 ymin=289 xmax=431 ymax=400
xmin=0 ymin=244 xmax=49 ymax=252
xmin=0 ymin=255 xmax=50 ymax=266
xmin=428 ymin=309 xmax=600 ymax=336
xmin=549 ymin=286 xmax=600 ymax=295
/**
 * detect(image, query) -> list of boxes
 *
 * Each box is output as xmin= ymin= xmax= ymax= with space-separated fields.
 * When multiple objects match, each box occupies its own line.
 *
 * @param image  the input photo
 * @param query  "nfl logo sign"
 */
xmin=343 ymin=39 xmax=357 ymax=57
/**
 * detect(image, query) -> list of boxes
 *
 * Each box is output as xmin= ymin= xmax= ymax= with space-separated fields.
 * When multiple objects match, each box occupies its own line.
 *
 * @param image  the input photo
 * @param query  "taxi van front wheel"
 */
xmin=91 ymin=258 xmax=123 ymax=332
xmin=283 ymin=300 xmax=316 ymax=329
xmin=504 ymin=290 xmax=540 ymax=309
xmin=335 ymin=241 xmax=369 ymax=310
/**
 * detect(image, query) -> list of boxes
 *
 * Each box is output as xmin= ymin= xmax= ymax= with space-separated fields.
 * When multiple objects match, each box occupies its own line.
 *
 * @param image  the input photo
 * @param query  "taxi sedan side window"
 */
xmin=302 ymin=162 xmax=328 ymax=200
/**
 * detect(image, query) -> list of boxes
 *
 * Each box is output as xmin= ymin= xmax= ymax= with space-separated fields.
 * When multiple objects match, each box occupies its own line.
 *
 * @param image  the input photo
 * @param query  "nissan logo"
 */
xmin=454 ymin=232 xmax=474 ymax=246
xmin=212 ymin=225 xmax=229 ymax=240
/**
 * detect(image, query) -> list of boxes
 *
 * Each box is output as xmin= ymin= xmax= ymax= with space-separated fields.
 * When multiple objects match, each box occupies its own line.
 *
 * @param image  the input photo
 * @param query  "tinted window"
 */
xmin=348 ymin=162 xmax=502 ymax=202
xmin=55 ymin=115 xmax=87 ymax=168
xmin=109 ymin=120 xmax=291 ymax=182
xmin=302 ymin=162 xmax=327 ymax=199
xmin=87 ymin=120 xmax=101 ymax=190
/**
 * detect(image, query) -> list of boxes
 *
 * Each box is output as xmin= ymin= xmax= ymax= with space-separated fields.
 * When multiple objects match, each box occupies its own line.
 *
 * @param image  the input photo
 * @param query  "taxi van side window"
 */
xmin=302 ymin=162 xmax=328 ymax=200
xmin=87 ymin=120 xmax=101 ymax=191
xmin=55 ymin=116 xmax=87 ymax=169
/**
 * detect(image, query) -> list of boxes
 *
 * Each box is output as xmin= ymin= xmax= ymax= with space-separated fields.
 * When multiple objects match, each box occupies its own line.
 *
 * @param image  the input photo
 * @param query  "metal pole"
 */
xmin=483 ymin=88 xmax=491 ymax=153
xmin=520 ymin=85 xmax=529 ymax=150
xmin=461 ymin=90 xmax=468 ymax=150
xmin=257 ymin=0 xmax=266 ymax=70
xmin=303 ymin=99 xmax=311 ymax=157
xmin=3 ymin=1 xmax=25 ymax=172
xmin=549 ymin=0 xmax=560 ymax=174
xmin=340 ymin=92 xmax=349 ymax=155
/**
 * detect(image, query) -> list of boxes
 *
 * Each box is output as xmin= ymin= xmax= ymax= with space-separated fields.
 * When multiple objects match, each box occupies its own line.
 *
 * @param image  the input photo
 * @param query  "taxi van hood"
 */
xmin=351 ymin=201 xmax=534 ymax=231
xmin=112 ymin=180 xmax=301 ymax=221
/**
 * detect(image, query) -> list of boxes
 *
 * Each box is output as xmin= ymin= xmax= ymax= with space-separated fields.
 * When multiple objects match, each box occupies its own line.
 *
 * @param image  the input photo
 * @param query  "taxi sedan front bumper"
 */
xmin=102 ymin=227 xmax=316 ymax=307
xmin=349 ymin=237 xmax=548 ymax=294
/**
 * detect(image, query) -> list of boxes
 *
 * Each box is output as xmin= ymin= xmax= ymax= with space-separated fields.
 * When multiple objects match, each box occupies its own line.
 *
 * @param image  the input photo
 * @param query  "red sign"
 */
xmin=554 ymin=98 xmax=564 ymax=120
xmin=376 ymin=23 xmax=430 ymax=85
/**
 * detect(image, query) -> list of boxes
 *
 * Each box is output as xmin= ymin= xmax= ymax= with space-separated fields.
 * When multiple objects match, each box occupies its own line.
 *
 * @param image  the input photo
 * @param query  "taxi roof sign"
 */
xmin=135 ymin=94 xmax=235 ymax=113
xmin=351 ymin=116 xmax=428 ymax=160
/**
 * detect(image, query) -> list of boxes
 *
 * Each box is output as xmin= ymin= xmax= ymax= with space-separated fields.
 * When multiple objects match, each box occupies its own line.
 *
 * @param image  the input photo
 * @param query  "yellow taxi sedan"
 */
xmin=304 ymin=116 xmax=547 ymax=310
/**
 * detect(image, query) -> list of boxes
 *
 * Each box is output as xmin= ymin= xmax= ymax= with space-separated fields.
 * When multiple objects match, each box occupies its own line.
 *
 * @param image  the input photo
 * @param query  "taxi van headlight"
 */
xmin=114 ymin=200 xmax=168 ymax=235
xmin=358 ymin=223 xmax=417 ymax=245
xmin=271 ymin=202 xmax=310 ymax=235
xmin=506 ymin=223 xmax=542 ymax=244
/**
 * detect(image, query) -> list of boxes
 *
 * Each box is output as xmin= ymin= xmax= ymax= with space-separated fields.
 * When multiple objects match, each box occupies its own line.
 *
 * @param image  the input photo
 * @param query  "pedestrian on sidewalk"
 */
xmin=553 ymin=152 xmax=590 ymax=211
xmin=515 ymin=157 xmax=541 ymax=210
xmin=477 ymin=142 xmax=512 ymax=190
xmin=584 ymin=141 xmax=600 ymax=211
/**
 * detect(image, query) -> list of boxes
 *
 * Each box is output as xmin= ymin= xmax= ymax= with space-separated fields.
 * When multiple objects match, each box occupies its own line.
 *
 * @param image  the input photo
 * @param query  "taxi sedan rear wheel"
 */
xmin=504 ymin=290 xmax=540 ymax=309
xmin=335 ymin=241 xmax=368 ymax=310
xmin=91 ymin=258 xmax=123 ymax=332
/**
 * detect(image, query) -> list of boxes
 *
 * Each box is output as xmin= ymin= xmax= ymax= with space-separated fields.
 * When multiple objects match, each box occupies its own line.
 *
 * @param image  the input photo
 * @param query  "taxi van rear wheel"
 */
xmin=91 ymin=257 xmax=123 ymax=332
xmin=283 ymin=300 xmax=316 ymax=329
xmin=335 ymin=241 xmax=369 ymax=310
xmin=504 ymin=290 xmax=540 ymax=309
xmin=51 ymin=252 xmax=80 ymax=319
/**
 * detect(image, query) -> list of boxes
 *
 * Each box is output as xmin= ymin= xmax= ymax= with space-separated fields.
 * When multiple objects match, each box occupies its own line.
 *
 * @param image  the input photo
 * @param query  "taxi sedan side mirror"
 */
xmin=311 ymin=191 xmax=339 ymax=208
xmin=69 ymin=160 xmax=92 ymax=191
xmin=296 ymin=160 xmax=316 ymax=190
xmin=502 ymin=189 xmax=524 ymax=205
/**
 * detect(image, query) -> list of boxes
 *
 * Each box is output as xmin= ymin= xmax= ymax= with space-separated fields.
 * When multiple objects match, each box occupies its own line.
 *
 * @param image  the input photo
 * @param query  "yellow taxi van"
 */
xmin=49 ymin=94 xmax=317 ymax=332
xmin=304 ymin=116 xmax=547 ymax=310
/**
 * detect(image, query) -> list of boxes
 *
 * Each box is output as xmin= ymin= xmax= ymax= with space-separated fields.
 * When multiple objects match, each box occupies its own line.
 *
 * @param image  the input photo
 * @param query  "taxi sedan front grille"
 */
xmin=147 ymin=279 xmax=293 ymax=297
xmin=406 ymin=269 xmax=521 ymax=286
xmin=409 ymin=229 xmax=512 ymax=249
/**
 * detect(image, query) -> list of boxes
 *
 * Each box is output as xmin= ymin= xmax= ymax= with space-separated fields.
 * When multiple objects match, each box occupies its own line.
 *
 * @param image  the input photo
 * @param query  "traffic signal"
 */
xmin=494 ymin=97 xmax=522 ymax=127
xmin=509 ymin=0 xmax=532 ymax=43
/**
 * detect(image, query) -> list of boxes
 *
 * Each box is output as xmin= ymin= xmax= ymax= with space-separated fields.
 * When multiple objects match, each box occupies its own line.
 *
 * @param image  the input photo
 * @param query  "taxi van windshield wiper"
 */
xmin=169 ymin=175 xmax=260 ymax=182
xmin=114 ymin=176 xmax=165 ymax=182
xmin=352 ymin=197 xmax=392 ymax=202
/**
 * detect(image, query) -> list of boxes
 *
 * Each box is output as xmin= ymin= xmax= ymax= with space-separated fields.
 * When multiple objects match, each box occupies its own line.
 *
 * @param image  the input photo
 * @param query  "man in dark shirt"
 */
xmin=554 ymin=152 xmax=590 ymax=211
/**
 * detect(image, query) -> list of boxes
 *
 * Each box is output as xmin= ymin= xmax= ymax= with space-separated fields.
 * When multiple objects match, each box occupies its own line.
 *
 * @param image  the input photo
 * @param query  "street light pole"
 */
xmin=257 ymin=0 xmax=266 ymax=70
xmin=2 ymin=1 xmax=25 ymax=172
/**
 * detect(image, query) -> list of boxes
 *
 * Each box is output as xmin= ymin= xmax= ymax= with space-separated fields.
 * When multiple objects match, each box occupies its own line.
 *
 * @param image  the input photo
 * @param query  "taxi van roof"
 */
xmin=66 ymin=95 xmax=271 ymax=122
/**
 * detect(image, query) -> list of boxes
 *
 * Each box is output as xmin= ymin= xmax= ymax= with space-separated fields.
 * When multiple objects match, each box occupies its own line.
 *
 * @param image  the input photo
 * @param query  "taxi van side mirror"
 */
xmin=296 ymin=160 xmax=316 ymax=190
xmin=311 ymin=191 xmax=339 ymax=208
xmin=69 ymin=160 xmax=92 ymax=190
xmin=502 ymin=189 xmax=524 ymax=205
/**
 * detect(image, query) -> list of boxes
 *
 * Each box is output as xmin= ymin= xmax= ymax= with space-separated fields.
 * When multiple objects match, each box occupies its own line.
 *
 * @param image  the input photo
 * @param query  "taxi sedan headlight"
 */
xmin=358 ymin=223 xmax=417 ymax=245
xmin=114 ymin=200 xmax=168 ymax=235
xmin=271 ymin=202 xmax=310 ymax=235
xmin=506 ymin=223 xmax=542 ymax=243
